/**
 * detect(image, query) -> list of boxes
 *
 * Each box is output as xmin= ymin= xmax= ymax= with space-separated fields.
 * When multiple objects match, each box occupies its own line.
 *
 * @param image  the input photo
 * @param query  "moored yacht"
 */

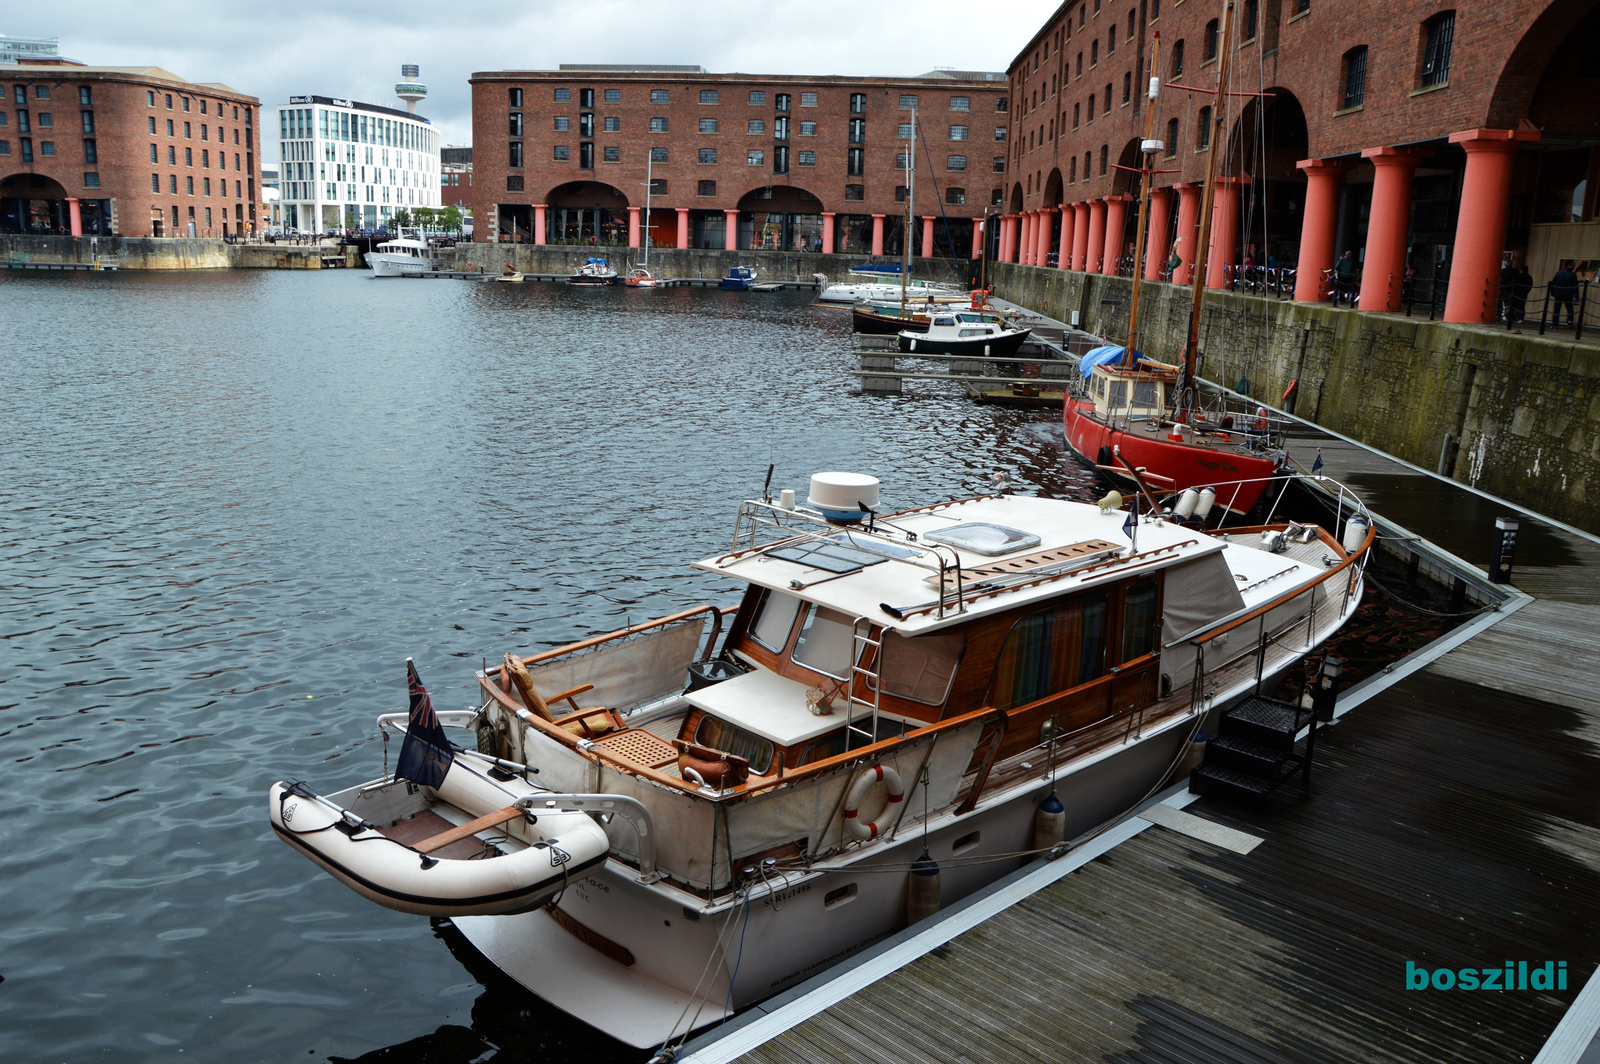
xmin=898 ymin=313 xmax=1031 ymax=355
xmin=571 ymin=258 xmax=618 ymax=286
xmin=268 ymin=470 xmax=1372 ymax=1050
xmin=365 ymin=232 xmax=435 ymax=277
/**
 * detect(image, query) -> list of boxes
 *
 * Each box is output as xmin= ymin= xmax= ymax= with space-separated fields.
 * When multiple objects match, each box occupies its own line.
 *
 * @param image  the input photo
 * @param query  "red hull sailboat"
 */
xmin=1062 ymin=6 xmax=1283 ymax=518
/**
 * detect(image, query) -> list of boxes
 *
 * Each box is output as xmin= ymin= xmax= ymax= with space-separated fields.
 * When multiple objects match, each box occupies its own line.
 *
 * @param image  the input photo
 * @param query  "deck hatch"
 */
xmin=766 ymin=533 xmax=920 ymax=574
xmin=923 ymin=522 xmax=1042 ymax=556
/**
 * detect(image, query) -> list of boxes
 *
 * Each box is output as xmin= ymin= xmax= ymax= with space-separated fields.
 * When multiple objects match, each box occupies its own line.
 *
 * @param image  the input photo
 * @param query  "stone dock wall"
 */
xmin=446 ymin=242 xmax=978 ymax=286
xmin=1 ymin=235 xmax=356 ymax=269
xmin=993 ymin=261 xmax=1600 ymax=533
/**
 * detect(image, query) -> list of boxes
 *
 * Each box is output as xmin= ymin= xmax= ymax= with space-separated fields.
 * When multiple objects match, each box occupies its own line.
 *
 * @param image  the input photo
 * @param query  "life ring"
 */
xmin=1256 ymin=406 xmax=1269 ymax=431
xmin=842 ymin=764 xmax=905 ymax=841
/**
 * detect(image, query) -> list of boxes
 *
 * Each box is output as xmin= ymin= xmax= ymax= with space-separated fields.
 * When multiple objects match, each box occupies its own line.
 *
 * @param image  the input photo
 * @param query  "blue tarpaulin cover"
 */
xmin=1079 ymin=345 xmax=1125 ymax=378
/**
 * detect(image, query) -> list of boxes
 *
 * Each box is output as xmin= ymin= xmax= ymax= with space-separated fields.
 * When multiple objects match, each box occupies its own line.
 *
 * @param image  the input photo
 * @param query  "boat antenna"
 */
xmin=901 ymin=107 xmax=915 ymax=313
xmin=761 ymin=463 xmax=775 ymax=504
xmin=1180 ymin=0 xmax=1238 ymax=423
xmin=1122 ymin=33 xmax=1163 ymax=370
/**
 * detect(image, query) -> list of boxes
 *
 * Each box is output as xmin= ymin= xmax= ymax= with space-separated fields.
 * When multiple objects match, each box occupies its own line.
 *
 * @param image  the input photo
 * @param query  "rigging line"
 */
xmin=915 ymin=119 xmax=965 ymax=282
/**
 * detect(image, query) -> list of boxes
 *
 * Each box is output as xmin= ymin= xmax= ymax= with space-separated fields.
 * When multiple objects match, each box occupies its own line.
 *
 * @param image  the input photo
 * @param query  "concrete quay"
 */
xmin=0 ymin=234 xmax=359 ymax=270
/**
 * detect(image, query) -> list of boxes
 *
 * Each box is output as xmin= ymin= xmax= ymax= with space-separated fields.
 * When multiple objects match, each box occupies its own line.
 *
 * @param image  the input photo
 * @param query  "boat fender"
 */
xmin=1032 ymin=793 xmax=1066 ymax=851
xmin=1096 ymin=446 xmax=1115 ymax=468
xmin=907 ymin=852 xmax=941 ymax=924
xmin=1195 ymin=487 xmax=1217 ymax=520
xmin=842 ymin=764 xmax=905 ymax=841
xmin=1342 ymin=515 xmax=1370 ymax=555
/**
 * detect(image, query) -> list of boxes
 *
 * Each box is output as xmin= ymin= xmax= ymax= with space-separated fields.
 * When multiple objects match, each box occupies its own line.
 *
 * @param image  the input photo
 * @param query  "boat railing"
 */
xmin=721 ymin=498 xmax=969 ymax=619
xmin=519 ymin=604 xmax=727 ymax=669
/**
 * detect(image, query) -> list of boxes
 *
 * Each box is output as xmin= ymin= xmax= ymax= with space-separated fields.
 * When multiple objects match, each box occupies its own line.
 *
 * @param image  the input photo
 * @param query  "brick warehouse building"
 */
xmin=466 ymin=65 xmax=1007 ymax=257
xmin=1 ymin=65 xmax=259 ymax=238
xmin=997 ymin=0 xmax=1600 ymax=323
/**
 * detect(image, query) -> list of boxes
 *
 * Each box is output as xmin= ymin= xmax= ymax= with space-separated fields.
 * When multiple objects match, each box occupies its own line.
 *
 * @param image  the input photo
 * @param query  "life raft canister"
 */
xmin=842 ymin=763 xmax=905 ymax=841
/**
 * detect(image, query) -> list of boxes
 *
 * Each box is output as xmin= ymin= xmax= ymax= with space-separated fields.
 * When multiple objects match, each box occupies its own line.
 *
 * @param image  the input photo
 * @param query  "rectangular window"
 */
xmin=1243 ymin=0 xmax=1258 ymax=39
xmin=604 ymin=88 xmax=621 ymax=102
xmin=747 ymin=148 xmax=764 ymax=165
xmin=947 ymin=154 xmax=967 ymax=171
xmin=579 ymin=113 xmax=594 ymax=137
xmin=1172 ymin=40 xmax=1185 ymax=77
xmin=148 ymin=90 xmax=156 ymax=106
xmin=950 ymin=95 xmax=970 ymax=111
xmin=1121 ymin=580 xmax=1160 ymax=662
xmin=1088 ymin=93 xmax=1095 ymax=120
xmin=698 ymin=179 xmax=717 ymax=196
xmin=773 ymin=145 xmax=788 ymax=172
xmin=604 ymin=116 xmax=620 ymax=132
xmin=990 ymin=594 xmax=1109 ymax=710
xmin=510 ymin=113 xmax=523 ymax=136
xmin=1205 ymin=19 xmax=1219 ymax=60
xmin=554 ymin=88 xmax=570 ymax=102
xmin=604 ymin=145 xmax=620 ymax=161
xmin=895 ymin=184 xmax=909 ymax=203
xmin=950 ymin=124 xmax=968 ymax=140
xmin=579 ymin=88 xmax=594 ymax=108
xmin=84 ymin=138 xmax=97 ymax=163
xmin=801 ymin=92 xmax=818 ymax=107
xmin=699 ymin=117 xmax=718 ymax=133
xmin=37 ymin=85 xmax=49 ymax=100
xmin=991 ymin=187 xmax=1004 ymax=205
xmin=148 ymin=116 xmax=155 ymax=133
xmin=648 ymin=178 xmax=667 ymax=195
xmin=800 ymin=120 xmax=817 ymax=135
xmin=797 ymin=149 xmax=815 ymax=165
xmin=510 ymin=87 xmax=523 ymax=108
xmin=699 ymin=147 xmax=718 ymax=163
xmin=993 ymin=156 xmax=1006 ymax=173
xmin=775 ymin=93 xmax=790 ymax=112
xmin=184 ymin=122 xmax=191 ymax=138
xmin=554 ymin=145 xmax=569 ymax=160
xmin=651 ymin=88 xmax=670 ymax=103
xmin=748 ymin=119 xmax=766 ymax=134
xmin=845 ymin=183 xmax=864 ymax=201
xmin=849 ymin=118 xmax=865 ymax=143
xmin=749 ymin=90 xmax=766 ymax=105
xmin=152 ymin=172 xmax=160 ymax=192
xmin=168 ymin=145 xmax=175 ymax=163
xmin=1343 ymin=47 xmax=1367 ymax=108
xmin=37 ymin=112 xmax=51 ymax=128
xmin=150 ymin=143 xmax=158 ymax=162
xmin=579 ymin=142 xmax=593 ymax=169
xmin=1109 ymin=25 xmax=1116 ymax=53
xmin=186 ymin=175 xmax=194 ymax=194
xmin=202 ymin=149 xmax=209 ymax=167
xmin=898 ymin=122 xmax=914 ymax=139
xmin=650 ymin=146 xmax=669 ymax=162
xmin=1166 ymin=117 xmax=1179 ymax=157
xmin=554 ymin=116 xmax=570 ymax=131
xmin=82 ymin=110 xmax=94 ymax=133
xmin=946 ymin=187 xmax=965 ymax=204
xmin=509 ymin=142 xmax=523 ymax=167
xmin=1123 ymin=73 xmax=1131 ymax=103
xmin=1421 ymin=12 xmax=1454 ymax=87
xmin=850 ymin=93 xmax=866 ymax=114
xmin=169 ymin=174 xmax=177 ymax=193
xmin=203 ymin=177 xmax=211 ymax=195
xmin=650 ymin=117 xmax=668 ymax=132
xmin=507 ymin=175 xmax=524 ymax=191
xmin=185 ymin=147 xmax=192 ymax=165
xmin=1197 ymin=105 xmax=1212 ymax=149
xmin=774 ymin=116 xmax=789 ymax=140
xmin=700 ymin=89 xmax=719 ymax=104
xmin=899 ymin=94 xmax=919 ymax=109
xmin=847 ymin=147 xmax=864 ymax=175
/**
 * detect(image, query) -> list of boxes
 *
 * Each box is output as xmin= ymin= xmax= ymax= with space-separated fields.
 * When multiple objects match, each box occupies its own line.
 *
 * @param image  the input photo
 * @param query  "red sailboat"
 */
xmin=1063 ymin=4 xmax=1284 ymax=519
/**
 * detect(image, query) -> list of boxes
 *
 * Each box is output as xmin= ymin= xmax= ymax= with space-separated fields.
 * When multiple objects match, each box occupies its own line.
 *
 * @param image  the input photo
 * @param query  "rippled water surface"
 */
xmin=0 ymin=270 xmax=1097 ymax=1062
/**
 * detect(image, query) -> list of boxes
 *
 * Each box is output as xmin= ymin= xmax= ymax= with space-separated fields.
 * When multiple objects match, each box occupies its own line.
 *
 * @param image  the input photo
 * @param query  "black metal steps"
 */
xmin=1190 ymin=695 xmax=1319 ymax=804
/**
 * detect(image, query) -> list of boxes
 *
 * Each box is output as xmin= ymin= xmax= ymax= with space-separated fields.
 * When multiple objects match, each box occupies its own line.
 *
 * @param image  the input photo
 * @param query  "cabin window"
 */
xmin=988 ymin=592 xmax=1109 ymax=710
xmin=694 ymin=716 xmax=776 ymax=775
xmin=793 ymin=605 xmax=860 ymax=680
xmin=1109 ymin=380 xmax=1127 ymax=406
xmin=1120 ymin=579 xmax=1160 ymax=662
xmin=876 ymin=629 xmax=965 ymax=706
xmin=1132 ymin=380 xmax=1159 ymax=407
xmin=799 ymin=730 xmax=848 ymax=765
xmin=749 ymin=588 xmax=803 ymax=652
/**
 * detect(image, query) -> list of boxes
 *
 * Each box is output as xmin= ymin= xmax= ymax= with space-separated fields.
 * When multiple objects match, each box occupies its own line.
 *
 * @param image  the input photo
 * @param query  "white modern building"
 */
xmin=276 ymin=67 xmax=440 ymax=232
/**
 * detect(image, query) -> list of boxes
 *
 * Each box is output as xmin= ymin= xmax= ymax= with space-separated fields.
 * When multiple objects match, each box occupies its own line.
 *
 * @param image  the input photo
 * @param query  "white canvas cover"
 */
xmin=526 ymin=618 xmax=707 ymax=715
xmin=1159 ymin=554 xmax=1248 ymax=695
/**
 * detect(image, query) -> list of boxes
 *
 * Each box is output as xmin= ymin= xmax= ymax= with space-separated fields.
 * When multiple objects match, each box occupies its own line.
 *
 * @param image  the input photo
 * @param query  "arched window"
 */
xmin=1420 ymin=12 xmax=1454 ymax=87
xmin=1197 ymin=106 xmax=1212 ymax=150
xmin=1343 ymin=46 xmax=1368 ymax=108
xmin=1204 ymin=19 xmax=1219 ymax=59
xmin=1172 ymin=39 xmax=1185 ymax=77
xmin=1100 ymin=144 xmax=1109 ymax=175
xmin=1165 ymin=117 xmax=1178 ymax=157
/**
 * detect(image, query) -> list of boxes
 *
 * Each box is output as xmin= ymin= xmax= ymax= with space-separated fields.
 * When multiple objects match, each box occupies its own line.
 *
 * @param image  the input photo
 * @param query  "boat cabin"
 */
xmin=1087 ymin=362 xmax=1173 ymax=421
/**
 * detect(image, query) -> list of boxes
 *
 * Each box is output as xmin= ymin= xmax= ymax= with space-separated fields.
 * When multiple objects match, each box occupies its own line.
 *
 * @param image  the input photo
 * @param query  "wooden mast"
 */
xmin=1180 ymin=0 xmax=1237 ymax=420
xmin=1121 ymin=33 xmax=1163 ymax=369
xmin=901 ymin=107 xmax=915 ymax=312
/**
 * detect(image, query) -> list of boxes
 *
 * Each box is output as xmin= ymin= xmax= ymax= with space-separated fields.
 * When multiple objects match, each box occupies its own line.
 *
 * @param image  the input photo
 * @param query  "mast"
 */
xmin=1180 ymin=0 xmax=1237 ymax=421
xmin=1122 ymin=33 xmax=1163 ymax=369
xmin=901 ymin=107 xmax=915 ymax=311
xmin=642 ymin=153 xmax=652 ymax=267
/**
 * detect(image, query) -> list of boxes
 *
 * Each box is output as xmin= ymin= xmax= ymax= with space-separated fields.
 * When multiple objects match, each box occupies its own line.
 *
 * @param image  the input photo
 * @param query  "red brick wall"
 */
xmin=1 ymin=68 xmax=259 ymax=237
xmin=467 ymin=71 xmax=1009 ymax=239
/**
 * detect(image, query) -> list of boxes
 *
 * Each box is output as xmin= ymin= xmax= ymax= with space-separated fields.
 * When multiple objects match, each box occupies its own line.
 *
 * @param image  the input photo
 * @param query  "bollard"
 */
xmin=1489 ymin=516 xmax=1519 ymax=584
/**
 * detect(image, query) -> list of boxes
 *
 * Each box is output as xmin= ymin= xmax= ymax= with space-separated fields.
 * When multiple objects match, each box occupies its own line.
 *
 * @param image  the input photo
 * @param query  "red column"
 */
xmin=921 ymin=215 xmax=935 ymax=257
xmin=677 ymin=207 xmax=690 ymax=250
xmin=1071 ymin=202 xmax=1091 ymax=270
xmin=871 ymin=214 xmax=885 ymax=256
xmin=1293 ymin=159 xmax=1349 ymax=301
xmin=1358 ymin=147 xmax=1430 ymax=311
xmin=998 ymin=215 xmax=1014 ymax=262
xmin=628 ymin=206 xmax=641 ymax=249
xmin=1144 ymin=187 xmax=1173 ymax=281
xmin=1206 ymin=177 xmax=1248 ymax=289
xmin=1018 ymin=211 xmax=1033 ymax=265
xmin=533 ymin=204 xmax=546 ymax=245
xmin=1172 ymin=183 xmax=1201 ymax=284
xmin=1039 ymin=209 xmax=1056 ymax=266
xmin=821 ymin=211 xmax=835 ymax=254
xmin=67 ymin=197 xmax=82 ymax=237
xmin=1102 ymin=195 xmax=1131 ymax=276
xmin=1085 ymin=199 xmax=1107 ymax=273
xmin=1444 ymin=129 xmax=1541 ymax=323
xmin=1057 ymin=205 xmax=1074 ymax=270
xmin=970 ymin=217 xmax=984 ymax=260
xmin=724 ymin=209 xmax=738 ymax=250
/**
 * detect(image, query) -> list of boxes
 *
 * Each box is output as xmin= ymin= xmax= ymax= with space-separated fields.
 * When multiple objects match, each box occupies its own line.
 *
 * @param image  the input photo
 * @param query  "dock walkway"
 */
xmin=679 ymin=425 xmax=1600 ymax=1064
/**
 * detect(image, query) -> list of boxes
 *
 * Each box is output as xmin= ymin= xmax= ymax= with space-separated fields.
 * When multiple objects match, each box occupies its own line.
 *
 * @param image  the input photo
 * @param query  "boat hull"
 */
xmin=366 ymin=252 xmax=430 ymax=277
xmin=1063 ymin=400 xmax=1281 ymax=515
xmin=898 ymin=329 xmax=1030 ymax=356
xmin=853 ymin=306 xmax=930 ymax=334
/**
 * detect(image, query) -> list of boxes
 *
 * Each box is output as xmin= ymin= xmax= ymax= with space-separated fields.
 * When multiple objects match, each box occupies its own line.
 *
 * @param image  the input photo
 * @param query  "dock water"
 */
xmin=679 ymin=412 xmax=1600 ymax=1064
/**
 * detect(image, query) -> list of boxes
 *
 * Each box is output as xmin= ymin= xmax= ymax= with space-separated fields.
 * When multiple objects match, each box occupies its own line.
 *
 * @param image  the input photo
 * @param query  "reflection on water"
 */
xmin=0 ymin=269 xmax=1097 ymax=1062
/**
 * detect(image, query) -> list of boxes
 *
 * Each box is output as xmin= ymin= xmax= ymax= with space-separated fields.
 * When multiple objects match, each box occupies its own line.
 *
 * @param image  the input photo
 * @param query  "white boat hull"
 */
xmin=818 ymin=281 xmax=963 ymax=304
xmin=366 ymin=252 xmax=432 ymax=277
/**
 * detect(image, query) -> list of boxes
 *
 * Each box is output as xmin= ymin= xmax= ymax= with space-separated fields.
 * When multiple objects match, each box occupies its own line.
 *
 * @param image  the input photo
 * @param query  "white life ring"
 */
xmin=842 ymin=764 xmax=905 ymax=841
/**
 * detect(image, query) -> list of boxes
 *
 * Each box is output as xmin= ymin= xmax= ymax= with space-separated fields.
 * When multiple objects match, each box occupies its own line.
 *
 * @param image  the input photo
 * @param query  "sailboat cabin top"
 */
xmin=1086 ymin=362 xmax=1175 ymax=418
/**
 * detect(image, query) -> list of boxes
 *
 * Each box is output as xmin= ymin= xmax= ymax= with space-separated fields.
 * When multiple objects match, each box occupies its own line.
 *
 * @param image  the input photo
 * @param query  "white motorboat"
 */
xmin=365 ymin=232 xmax=435 ymax=277
xmin=269 ymin=473 xmax=1372 ymax=1050
xmin=818 ymin=276 xmax=964 ymax=304
xmin=571 ymin=257 xmax=618 ymax=286
xmin=899 ymin=313 xmax=1032 ymax=355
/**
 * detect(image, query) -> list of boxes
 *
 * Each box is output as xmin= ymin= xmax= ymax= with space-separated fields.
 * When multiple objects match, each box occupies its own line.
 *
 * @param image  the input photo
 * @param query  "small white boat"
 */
xmin=899 ymin=313 xmax=1032 ymax=355
xmin=365 ymin=232 xmax=435 ymax=277
xmin=624 ymin=268 xmax=661 ymax=288
xmin=494 ymin=261 xmax=525 ymax=283
xmin=571 ymin=258 xmax=618 ymax=286
xmin=818 ymin=277 xmax=964 ymax=303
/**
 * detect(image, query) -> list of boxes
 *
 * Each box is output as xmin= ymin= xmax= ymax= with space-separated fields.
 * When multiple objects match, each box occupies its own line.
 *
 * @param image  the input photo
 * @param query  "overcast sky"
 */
xmin=10 ymin=1 xmax=1055 ymax=162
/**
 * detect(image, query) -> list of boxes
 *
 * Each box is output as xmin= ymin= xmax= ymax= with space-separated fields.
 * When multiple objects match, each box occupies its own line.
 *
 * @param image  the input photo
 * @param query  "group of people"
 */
xmin=1501 ymin=261 xmax=1585 ymax=327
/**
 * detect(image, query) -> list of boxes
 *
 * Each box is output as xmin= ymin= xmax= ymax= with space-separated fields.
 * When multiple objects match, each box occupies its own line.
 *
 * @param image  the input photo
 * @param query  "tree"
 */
xmin=414 ymin=206 xmax=437 ymax=230
xmin=392 ymin=207 xmax=413 ymax=230
xmin=440 ymin=205 xmax=463 ymax=235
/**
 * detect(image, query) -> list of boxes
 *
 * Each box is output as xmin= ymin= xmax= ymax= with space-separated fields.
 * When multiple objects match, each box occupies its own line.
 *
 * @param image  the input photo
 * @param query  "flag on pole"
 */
xmin=1123 ymin=493 xmax=1139 ymax=551
xmin=397 ymin=658 xmax=453 ymax=789
xmin=1311 ymin=449 xmax=1324 ymax=474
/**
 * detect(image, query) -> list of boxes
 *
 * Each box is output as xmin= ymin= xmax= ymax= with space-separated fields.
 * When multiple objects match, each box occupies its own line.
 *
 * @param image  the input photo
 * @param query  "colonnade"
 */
xmin=992 ymin=127 xmax=1540 ymax=325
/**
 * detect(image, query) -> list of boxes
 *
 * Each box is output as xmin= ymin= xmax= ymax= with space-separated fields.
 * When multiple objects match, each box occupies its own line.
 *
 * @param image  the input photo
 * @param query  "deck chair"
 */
xmin=502 ymin=653 xmax=623 ymax=738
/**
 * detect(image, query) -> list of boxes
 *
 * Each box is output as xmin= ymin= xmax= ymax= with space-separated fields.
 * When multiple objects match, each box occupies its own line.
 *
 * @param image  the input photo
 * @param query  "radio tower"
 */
xmin=395 ymin=64 xmax=427 ymax=114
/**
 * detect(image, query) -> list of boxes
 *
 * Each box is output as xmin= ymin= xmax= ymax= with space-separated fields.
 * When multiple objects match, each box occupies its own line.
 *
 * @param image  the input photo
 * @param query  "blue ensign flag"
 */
xmin=1311 ymin=450 xmax=1324 ymax=474
xmin=1123 ymin=494 xmax=1139 ymax=538
xmin=397 ymin=658 xmax=453 ymax=789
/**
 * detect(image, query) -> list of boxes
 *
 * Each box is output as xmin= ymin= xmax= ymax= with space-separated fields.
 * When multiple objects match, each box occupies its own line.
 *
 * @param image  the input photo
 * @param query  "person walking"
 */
xmin=1499 ymin=262 xmax=1518 ymax=322
xmin=1551 ymin=263 xmax=1580 ymax=327
xmin=1511 ymin=264 xmax=1534 ymax=325
xmin=1334 ymin=250 xmax=1358 ymax=306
